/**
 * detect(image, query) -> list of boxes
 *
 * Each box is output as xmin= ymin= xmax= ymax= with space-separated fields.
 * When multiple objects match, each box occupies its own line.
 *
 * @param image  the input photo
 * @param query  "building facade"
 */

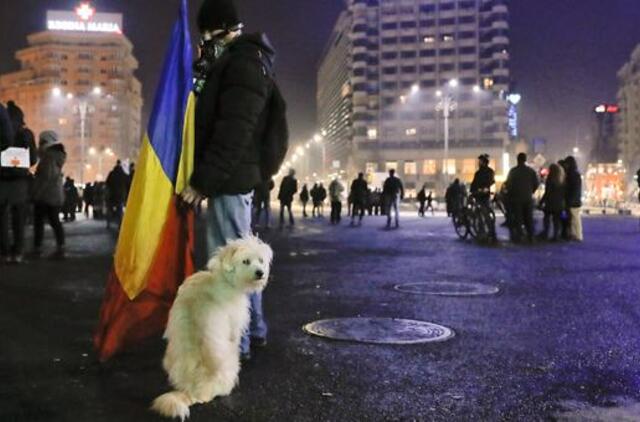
xmin=318 ymin=0 xmax=512 ymax=194
xmin=0 ymin=3 xmax=142 ymax=183
xmin=617 ymin=45 xmax=640 ymax=174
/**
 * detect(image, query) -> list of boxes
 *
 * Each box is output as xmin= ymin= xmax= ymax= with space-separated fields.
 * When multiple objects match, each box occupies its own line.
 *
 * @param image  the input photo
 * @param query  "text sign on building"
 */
xmin=47 ymin=3 xmax=123 ymax=34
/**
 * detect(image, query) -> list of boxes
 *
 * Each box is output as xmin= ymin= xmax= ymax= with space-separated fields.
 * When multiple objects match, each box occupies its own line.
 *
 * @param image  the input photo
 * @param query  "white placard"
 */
xmin=1 ymin=147 xmax=30 ymax=169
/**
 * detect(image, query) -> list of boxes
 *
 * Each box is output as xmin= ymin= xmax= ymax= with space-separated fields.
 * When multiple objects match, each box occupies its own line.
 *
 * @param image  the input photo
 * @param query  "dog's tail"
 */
xmin=151 ymin=391 xmax=193 ymax=421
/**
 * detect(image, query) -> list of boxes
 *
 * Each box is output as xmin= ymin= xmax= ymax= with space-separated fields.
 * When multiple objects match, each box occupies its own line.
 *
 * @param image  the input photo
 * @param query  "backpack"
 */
xmin=258 ymin=53 xmax=289 ymax=181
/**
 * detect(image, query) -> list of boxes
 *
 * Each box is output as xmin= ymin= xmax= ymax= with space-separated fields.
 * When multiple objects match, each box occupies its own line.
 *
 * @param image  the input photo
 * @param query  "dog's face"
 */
xmin=210 ymin=236 xmax=273 ymax=293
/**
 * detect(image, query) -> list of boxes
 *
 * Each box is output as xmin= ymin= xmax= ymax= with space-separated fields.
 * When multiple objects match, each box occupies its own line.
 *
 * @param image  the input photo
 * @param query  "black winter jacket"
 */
xmin=350 ymin=178 xmax=369 ymax=203
xmin=383 ymin=176 xmax=404 ymax=199
xmin=191 ymin=33 xmax=275 ymax=197
xmin=505 ymin=164 xmax=540 ymax=203
xmin=565 ymin=170 xmax=582 ymax=208
xmin=278 ymin=175 xmax=297 ymax=203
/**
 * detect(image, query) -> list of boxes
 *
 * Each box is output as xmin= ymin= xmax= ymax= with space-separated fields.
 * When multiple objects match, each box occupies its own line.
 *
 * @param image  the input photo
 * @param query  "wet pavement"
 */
xmin=1 ymin=213 xmax=640 ymax=421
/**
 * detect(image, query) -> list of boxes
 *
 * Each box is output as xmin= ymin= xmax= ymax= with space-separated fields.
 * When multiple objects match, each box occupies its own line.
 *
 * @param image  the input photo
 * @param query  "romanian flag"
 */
xmin=94 ymin=0 xmax=196 ymax=362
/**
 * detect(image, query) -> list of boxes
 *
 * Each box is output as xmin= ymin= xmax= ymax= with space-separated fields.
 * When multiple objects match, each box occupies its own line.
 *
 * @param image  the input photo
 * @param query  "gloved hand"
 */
xmin=179 ymin=185 xmax=206 ymax=207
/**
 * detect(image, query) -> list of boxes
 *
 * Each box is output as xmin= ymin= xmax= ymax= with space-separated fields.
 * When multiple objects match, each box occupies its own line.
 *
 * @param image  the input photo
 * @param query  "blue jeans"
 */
xmin=205 ymin=192 xmax=268 ymax=355
xmin=386 ymin=195 xmax=400 ymax=227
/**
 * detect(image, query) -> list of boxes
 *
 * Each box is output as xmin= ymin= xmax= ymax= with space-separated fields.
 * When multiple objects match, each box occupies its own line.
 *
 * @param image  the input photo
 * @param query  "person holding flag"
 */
xmin=179 ymin=0 xmax=287 ymax=361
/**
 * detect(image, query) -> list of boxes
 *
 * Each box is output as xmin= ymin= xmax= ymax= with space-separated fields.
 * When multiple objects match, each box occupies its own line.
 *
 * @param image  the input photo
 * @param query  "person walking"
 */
xmin=350 ymin=173 xmax=368 ymax=226
xmin=278 ymin=169 xmax=297 ymax=228
xmin=310 ymin=183 xmax=320 ymax=217
xmin=505 ymin=153 xmax=540 ymax=243
xmin=105 ymin=161 xmax=129 ymax=229
xmin=425 ymin=191 xmax=435 ymax=215
xmin=31 ymin=131 xmax=66 ymax=259
xmin=179 ymin=0 xmax=287 ymax=361
xmin=417 ymin=186 xmax=427 ymax=217
xmin=564 ymin=155 xmax=583 ymax=241
xmin=328 ymin=177 xmax=344 ymax=225
xmin=299 ymin=184 xmax=309 ymax=217
xmin=254 ymin=178 xmax=274 ymax=229
xmin=0 ymin=101 xmax=36 ymax=264
xmin=538 ymin=163 xmax=565 ymax=241
xmin=372 ymin=188 xmax=382 ymax=216
xmin=382 ymin=169 xmax=404 ymax=229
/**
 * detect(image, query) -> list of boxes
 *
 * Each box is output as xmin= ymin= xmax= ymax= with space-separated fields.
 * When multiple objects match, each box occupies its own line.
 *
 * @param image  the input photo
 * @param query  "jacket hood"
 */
xmin=233 ymin=32 xmax=276 ymax=68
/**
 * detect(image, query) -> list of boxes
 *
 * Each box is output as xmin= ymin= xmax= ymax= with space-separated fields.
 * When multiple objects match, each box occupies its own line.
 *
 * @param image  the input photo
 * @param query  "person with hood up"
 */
xmin=278 ymin=169 xmax=297 ymax=228
xmin=564 ymin=155 xmax=583 ymax=241
xmin=105 ymin=160 xmax=129 ymax=229
xmin=31 ymin=131 xmax=66 ymax=259
xmin=178 ymin=0 xmax=280 ymax=362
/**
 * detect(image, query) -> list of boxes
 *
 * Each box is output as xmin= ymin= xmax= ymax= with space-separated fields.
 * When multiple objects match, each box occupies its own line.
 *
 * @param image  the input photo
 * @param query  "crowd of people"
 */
xmin=253 ymin=168 xmax=408 ymax=230
xmin=444 ymin=153 xmax=587 ymax=244
xmin=0 ymin=100 xmax=133 ymax=264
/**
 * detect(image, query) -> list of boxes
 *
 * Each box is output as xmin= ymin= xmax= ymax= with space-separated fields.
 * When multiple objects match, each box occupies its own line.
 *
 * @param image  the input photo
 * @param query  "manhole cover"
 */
xmin=303 ymin=317 xmax=454 ymax=345
xmin=393 ymin=281 xmax=499 ymax=296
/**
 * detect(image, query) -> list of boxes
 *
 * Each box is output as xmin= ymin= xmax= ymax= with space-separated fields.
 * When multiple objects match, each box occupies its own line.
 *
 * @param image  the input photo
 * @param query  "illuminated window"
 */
xmin=442 ymin=34 xmax=455 ymax=42
xmin=443 ymin=159 xmax=456 ymax=175
xmin=366 ymin=162 xmax=378 ymax=173
xmin=483 ymin=78 xmax=494 ymax=89
xmin=404 ymin=161 xmax=417 ymax=175
xmin=58 ymin=118 xmax=68 ymax=126
xmin=423 ymin=159 xmax=437 ymax=175
xmin=405 ymin=128 xmax=417 ymax=136
xmin=423 ymin=36 xmax=435 ymax=44
xmin=367 ymin=128 xmax=378 ymax=140
xmin=462 ymin=159 xmax=476 ymax=174
xmin=386 ymin=161 xmax=398 ymax=172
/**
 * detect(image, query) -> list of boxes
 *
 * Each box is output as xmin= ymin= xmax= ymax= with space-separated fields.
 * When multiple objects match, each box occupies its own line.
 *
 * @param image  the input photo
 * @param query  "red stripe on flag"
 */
xmin=94 ymin=197 xmax=195 ymax=362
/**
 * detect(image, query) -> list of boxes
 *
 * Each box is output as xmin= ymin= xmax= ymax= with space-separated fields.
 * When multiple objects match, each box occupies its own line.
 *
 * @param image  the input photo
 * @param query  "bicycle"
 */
xmin=451 ymin=192 xmax=497 ymax=244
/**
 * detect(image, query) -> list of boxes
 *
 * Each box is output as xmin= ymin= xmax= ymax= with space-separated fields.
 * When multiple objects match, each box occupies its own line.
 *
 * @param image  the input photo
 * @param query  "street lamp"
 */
xmin=52 ymin=85 xmax=106 ymax=184
xmin=435 ymin=82 xmax=459 ymax=180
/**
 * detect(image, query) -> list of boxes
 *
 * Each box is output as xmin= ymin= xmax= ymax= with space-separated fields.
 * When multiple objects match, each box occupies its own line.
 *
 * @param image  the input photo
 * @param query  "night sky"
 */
xmin=1 ymin=0 xmax=639 ymax=159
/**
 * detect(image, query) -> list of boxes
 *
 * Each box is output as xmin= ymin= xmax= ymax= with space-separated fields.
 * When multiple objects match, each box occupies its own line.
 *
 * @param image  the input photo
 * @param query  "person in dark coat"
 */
xmin=417 ymin=186 xmax=427 ymax=217
xmin=371 ymin=188 xmax=382 ymax=215
xmin=254 ymin=178 xmax=274 ymax=229
xmin=505 ymin=153 xmax=540 ymax=243
xmin=350 ymin=173 xmax=368 ymax=226
xmin=0 ymin=101 xmax=36 ymax=264
xmin=278 ymin=169 xmax=297 ymax=228
xmin=564 ymin=155 xmax=583 ymax=241
xmin=299 ymin=184 xmax=309 ymax=217
xmin=538 ymin=163 xmax=565 ymax=241
xmin=179 ymin=0 xmax=279 ymax=360
xmin=62 ymin=177 xmax=79 ymax=222
xmin=105 ymin=161 xmax=128 ymax=229
xmin=31 ymin=131 xmax=66 ymax=259
xmin=470 ymin=154 xmax=495 ymax=207
xmin=83 ymin=182 xmax=95 ymax=218
xmin=382 ymin=169 xmax=404 ymax=229
xmin=310 ymin=183 xmax=320 ymax=217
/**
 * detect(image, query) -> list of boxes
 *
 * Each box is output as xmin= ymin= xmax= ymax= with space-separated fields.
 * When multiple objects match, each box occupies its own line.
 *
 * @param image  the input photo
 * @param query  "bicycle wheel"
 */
xmin=472 ymin=209 xmax=490 ymax=243
xmin=467 ymin=209 xmax=479 ymax=240
xmin=452 ymin=214 xmax=469 ymax=239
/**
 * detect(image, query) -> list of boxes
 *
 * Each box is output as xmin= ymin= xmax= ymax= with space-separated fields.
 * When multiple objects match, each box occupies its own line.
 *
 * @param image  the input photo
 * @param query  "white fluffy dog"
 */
xmin=151 ymin=236 xmax=273 ymax=420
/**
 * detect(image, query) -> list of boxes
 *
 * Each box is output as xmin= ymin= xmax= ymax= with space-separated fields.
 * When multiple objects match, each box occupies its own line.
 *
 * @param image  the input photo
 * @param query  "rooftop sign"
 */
xmin=47 ymin=3 xmax=123 ymax=34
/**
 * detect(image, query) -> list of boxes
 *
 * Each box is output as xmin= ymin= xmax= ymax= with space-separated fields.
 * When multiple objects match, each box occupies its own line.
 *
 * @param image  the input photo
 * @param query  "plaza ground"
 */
xmin=1 ymin=212 xmax=640 ymax=421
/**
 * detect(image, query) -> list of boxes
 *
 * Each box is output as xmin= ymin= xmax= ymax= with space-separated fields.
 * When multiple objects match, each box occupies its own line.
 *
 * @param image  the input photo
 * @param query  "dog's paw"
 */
xmin=151 ymin=392 xmax=191 ymax=421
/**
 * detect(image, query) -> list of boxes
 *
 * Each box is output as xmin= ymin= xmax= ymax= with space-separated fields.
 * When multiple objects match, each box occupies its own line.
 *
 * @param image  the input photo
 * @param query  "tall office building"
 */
xmin=318 ymin=0 xmax=512 ymax=193
xmin=0 ymin=3 xmax=142 ymax=183
xmin=617 ymin=45 xmax=640 ymax=173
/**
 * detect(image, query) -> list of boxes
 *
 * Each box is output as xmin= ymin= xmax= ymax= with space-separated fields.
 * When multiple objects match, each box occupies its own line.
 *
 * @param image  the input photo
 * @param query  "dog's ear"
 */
xmin=217 ymin=243 xmax=239 ymax=274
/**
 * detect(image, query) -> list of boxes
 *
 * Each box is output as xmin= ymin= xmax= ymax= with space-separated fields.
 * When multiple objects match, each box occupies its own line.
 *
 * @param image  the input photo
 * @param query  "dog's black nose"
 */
xmin=255 ymin=270 xmax=264 ymax=279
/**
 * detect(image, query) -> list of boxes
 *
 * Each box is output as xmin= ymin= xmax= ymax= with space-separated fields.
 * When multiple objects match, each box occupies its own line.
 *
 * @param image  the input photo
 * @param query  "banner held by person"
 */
xmin=94 ymin=0 xmax=196 ymax=362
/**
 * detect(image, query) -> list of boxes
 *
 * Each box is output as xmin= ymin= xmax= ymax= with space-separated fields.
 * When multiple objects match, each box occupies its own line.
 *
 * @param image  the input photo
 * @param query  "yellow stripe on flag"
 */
xmin=114 ymin=135 xmax=174 ymax=299
xmin=175 ymin=93 xmax=196 ymax=195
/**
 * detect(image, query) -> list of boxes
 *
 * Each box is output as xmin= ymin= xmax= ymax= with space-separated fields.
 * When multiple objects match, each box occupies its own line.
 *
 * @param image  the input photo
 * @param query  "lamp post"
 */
xmin=435 ymin=79 xmax=460 ymax=182
xmin=52 ymin=85 xmax=104 ymax=184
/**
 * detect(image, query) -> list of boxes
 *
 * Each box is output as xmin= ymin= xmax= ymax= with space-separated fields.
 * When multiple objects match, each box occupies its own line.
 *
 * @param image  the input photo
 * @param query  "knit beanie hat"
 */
xmin=197 ymin=0 xmax=241 ymax=32
xmin=39 ymin=130 xmax=60 ymax=148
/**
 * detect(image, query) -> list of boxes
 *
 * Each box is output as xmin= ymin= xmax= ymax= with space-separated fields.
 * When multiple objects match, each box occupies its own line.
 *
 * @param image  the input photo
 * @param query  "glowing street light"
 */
xmin=52 ymin=87 xmax=62 ymax=97
xmin=88 ymin=147 xmax=97 ymax=156
xmin=92 ymin=86 xmax=102 ymax=96
xmin=410 ymin=84 xmax=420 ymax=94
xmin=435 ymin=90 xmax=443 ymax=98
xmin=473 ymin=85 xmax=482 ymax=94
xmin=66 ymin=93 xmax=74 ymax=100
xmin=448 ymin=79 xmax=459 ymax=88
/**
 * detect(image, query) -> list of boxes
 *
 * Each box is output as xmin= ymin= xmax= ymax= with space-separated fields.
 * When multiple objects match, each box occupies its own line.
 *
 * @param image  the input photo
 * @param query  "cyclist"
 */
xmin=470 ymin=154 xmax=495 ymax=207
